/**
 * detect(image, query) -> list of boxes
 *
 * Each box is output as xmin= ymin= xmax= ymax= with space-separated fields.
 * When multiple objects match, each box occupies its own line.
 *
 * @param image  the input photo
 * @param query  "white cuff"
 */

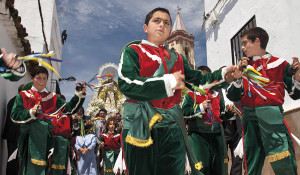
xmin=11 ymin=62 xmax=26 ymax=77
xmin=221 ymin=67 xmax=227 ymax=80
xmin=163 ymin=74 xmax=175 ymax=97
xmin=75 ymin=91 xmax=86 ymax=98
xmin=199 ymin=103 xmax=206 ymax=114
xmin=29 ymin=109 xmax=37 ymax=119
xmin=293 ymin=76 xmax=300 ymax=90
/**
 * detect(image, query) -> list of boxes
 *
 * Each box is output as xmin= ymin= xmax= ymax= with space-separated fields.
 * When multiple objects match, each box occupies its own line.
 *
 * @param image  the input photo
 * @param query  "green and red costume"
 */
xmin=100 ymin=132 xmax=121 ymax=174
xmin=118 ymin=40 xmax=228 ymax=175
xmin=11 ymin=87 xmax=85 ymax=175
xmin=227 ymin=54 xmax=300 ymax=175
xmin=182 ymin=90 xmax=229 ymax=175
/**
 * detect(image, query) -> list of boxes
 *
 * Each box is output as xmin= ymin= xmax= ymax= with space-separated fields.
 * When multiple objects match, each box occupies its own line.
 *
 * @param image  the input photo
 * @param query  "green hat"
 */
xmin=22 ymin=82 xmax=33 ymax=91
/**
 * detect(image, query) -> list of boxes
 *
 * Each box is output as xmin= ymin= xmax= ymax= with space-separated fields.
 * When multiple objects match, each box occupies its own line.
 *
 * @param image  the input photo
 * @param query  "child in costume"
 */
xmin=182 ymin=66 xmax=230 ymax=175
xmin=227 ymin=27 xmax=300 ymax=175
xmin=11 ymin=66 xmax=86 ymax=175
xmin=100 ymin=117 xmax=121 ymax=175
xmin=50 ymin=94 xmax=77 ymax=175
xmin=118 ymin=7 xmax=240 ymax=175
xmin=75 ymin=123 xmax=97 ymax=175
xmin=92 ymin=108 xmax=107 ymax=173
xmin=0 ymin=48 xmax=26 ymax=81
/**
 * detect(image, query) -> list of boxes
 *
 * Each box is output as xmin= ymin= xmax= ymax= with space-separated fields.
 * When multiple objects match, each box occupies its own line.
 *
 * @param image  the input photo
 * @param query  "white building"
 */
xmin=0 ymin=0 xmax=61 ymax=173
xmin=203 ymin=0 xmax=300 ymax=173
xmin=203 ymin=0 xmax=300 ymax=111
xmin=14 ymin=0 xmax=63 ymax=91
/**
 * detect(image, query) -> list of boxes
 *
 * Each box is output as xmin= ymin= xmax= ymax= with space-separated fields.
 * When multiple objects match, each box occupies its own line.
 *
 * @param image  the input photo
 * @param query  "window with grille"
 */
xmin=230 ymin=16 xmax=256 ymax=65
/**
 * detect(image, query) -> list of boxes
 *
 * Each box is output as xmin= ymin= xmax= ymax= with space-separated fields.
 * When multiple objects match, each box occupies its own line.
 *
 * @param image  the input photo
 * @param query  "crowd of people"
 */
xmin=1 ymin=6 xmax=300 ymax=175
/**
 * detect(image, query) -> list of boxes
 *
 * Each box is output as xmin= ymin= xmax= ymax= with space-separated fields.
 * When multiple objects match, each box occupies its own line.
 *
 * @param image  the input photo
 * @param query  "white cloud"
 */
xmin=57 ymin=0 xmax=205 ymax=38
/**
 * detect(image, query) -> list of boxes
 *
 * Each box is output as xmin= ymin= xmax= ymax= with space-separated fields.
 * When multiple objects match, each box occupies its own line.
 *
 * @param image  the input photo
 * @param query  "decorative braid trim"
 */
xmin=104 ymin=169 xmax=114 ymax=173
xmin=224 ymin=158 xmax=229 ymax=163
xmin=92 ymin=116 xmax=105 ymax=120
xmin=51 ymin=164 xmax=66 ymax=169
xmin=267 ymin=150 xmax=291 ymax=162
xmin=125 ymin=135 xmax=153 ymax=147
xmin=31 ymin=158 xmax=46 ymax=166
xmin=195 ymin=161 xmax=203 ymax=170
xmin=149 ymin=113 xmax=163 ymax=130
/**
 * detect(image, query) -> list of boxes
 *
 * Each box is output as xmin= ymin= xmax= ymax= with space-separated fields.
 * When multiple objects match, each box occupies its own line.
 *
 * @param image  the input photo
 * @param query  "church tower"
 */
xmin=166 ymin=8 xmax=195 ymax=69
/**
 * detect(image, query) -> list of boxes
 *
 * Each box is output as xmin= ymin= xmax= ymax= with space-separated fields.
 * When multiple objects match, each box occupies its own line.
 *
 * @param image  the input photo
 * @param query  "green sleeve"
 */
xmin=118 ymin=47 xmax=169 ymax=101
xmin=283 ymin=63 xmax=300 ymax=100
xmin=0 ymin=59 xmax=26 ymax=81
xmin=226 ymin=81 xmax=244 ymax=101
xmin=183 ymin=55 xmax=223 ymax=86
xmin=182 ymin=94 xmax=199 ymax=116
xmin=11 ymin=94 xmax=35 ymax=123
xmin=219 ymin=93 xmax=225 ymax=114
xmin=56 ymin=92 xmax=85 ymax=115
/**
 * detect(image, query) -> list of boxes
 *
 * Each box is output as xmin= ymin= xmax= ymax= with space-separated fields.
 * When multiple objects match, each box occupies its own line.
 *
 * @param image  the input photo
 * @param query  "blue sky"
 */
xmin=56 ymin=0 xmax=207 ymax=110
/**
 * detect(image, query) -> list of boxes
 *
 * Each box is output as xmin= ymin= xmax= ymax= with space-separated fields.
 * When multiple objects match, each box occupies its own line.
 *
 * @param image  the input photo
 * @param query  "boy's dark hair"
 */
xmin=105 ymin=117 xmax=117 ymax=130
xmin=99 ymin=108 xmax=107 ymax=114
xmin=18 ymin=84 xmax=24 ymax=93
xmin=241 ymin=27 xmax=269 ymax=50
xmin=197 ymin=66 xmax=211 ymax=73
xmin=30 ymin=66 xmax=49 ymax=78
xmin=145 ymin=7 xmax=172 ymax=25
xmin=78 ymin=106 xmax=84 ymax=114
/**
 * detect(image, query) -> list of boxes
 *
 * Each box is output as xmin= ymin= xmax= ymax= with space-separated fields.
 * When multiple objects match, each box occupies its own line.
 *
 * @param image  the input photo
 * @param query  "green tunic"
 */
xmin=11 ymin=89 xmax=85 ymax=175
xmin=227 ymin=54 xmax=300 ymax=175
xmin=118 ymin=40 xmax=227 ymax=175
xmin=182 ymin=91 xmax=228 ymax=175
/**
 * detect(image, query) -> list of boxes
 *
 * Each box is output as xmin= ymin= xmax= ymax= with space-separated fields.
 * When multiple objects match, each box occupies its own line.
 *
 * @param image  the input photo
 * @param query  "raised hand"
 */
xmin=32 ymin=101 xmax=41 ymax=115
xmin=202 ymin=100 xmax=211 ymax=111
xmin=292 ymin=57 xmax=300 ymax=82
xmin=1 ymin=48 xmax=22 ymax=70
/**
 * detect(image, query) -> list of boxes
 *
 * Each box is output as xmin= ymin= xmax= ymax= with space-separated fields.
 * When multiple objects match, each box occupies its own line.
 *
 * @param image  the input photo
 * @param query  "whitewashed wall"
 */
xmin=1 ymin=0 xmax=61 ymax=173
xmin=204 ymin=0 xmax=300 ymax=111
xmin=14 ymin=0 xmax=62 ymax=91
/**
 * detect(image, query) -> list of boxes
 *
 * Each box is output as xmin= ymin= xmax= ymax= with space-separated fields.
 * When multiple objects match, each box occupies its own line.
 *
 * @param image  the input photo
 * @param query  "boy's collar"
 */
xmin=141 ymin=40 xmax=165 ymax=48
xmin=252 ymin=53 xmax=272 ymax=61
xmin=31 ymin=86 xmax=48 ymax=93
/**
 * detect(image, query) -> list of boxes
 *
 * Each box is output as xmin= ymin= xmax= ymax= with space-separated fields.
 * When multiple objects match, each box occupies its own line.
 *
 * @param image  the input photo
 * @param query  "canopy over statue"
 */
xmin=86 ymin=63 xmax=125 ymax=116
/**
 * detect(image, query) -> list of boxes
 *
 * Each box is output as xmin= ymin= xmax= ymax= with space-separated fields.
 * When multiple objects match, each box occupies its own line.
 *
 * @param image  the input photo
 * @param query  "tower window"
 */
xmin=185 ymin=47 xmax=189 ymax=60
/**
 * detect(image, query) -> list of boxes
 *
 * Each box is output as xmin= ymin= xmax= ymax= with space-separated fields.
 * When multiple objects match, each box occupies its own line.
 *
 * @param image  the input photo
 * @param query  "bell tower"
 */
xmin=166 ymin=7 xmax=195 ymax=69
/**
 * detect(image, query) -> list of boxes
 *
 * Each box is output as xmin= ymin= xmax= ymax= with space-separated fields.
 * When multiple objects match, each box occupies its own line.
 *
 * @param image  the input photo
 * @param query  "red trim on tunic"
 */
xmin=242 ymin=122 xmax=248 ymax=175
xmin=129 ymin=44 xmax=184 ymax=109
xmin=241 ymin=56 xmax=287 ymax=107
xmin=20 ymin=89 xmax=58 ymax=119
xmin=187 ymin=91 xmax=222 ymax=124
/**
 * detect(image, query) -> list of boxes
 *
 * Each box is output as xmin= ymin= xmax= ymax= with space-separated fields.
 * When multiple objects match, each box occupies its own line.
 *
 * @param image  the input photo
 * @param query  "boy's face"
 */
xmin=99 ymin=111 xmax=106 ymax=118
xmin=143 ymin=11 xmax=171 ymax=46
xmin=241 ymin=36 xmax=262 ymax=57
xmin=31 ymin=73 xmax=48 ymax=92
xmin=108 ymin=121 xmax=115 ymax=132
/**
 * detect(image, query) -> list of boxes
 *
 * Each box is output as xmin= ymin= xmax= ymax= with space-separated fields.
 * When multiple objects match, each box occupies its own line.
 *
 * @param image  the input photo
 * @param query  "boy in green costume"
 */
xmin=11 ymin=66 xmax=86 ymax=175
xmin=118 ymin=7 xmax=240 ymax=175
xmin=227 ymin=27 xmax=300 ymax=175
xmin=182 ymin=66 xmax=230 ymax=175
